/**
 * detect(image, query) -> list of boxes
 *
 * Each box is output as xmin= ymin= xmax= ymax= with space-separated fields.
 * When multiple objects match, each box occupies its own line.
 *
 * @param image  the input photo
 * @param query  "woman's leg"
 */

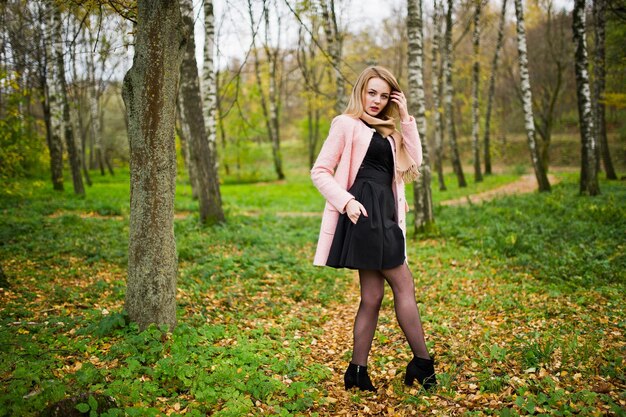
xmin=351 ymin=269 xmax=385 ymax=366
xmin=381 ymin=263 xmax=430 ymax=359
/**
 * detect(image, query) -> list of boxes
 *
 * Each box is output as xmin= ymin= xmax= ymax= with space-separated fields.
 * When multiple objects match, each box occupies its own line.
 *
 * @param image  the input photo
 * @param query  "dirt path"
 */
xmin=439 ymin=174 xmax=559 ymax=206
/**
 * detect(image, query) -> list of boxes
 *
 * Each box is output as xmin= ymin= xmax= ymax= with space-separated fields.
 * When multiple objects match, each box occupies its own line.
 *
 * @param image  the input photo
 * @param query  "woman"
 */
xmin=311 ymin=66 xmax=437 ymax=392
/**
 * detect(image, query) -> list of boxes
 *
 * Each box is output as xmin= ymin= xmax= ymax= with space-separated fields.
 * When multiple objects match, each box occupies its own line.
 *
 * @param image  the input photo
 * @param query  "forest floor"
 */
xmin=0 ymin=170 xmax=624 ymax=417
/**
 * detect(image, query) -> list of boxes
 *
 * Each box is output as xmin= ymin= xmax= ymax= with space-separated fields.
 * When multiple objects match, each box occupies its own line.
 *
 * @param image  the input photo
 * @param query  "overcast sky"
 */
xmin=195 ymin=0 xmax=574 ymax=71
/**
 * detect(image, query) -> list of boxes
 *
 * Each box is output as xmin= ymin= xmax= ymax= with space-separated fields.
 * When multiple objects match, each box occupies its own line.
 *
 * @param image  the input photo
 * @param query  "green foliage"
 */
xmin=437 ymin=176 xmax=626 ymax=287
xmin=0 ymin=170 xmax=623 ymax=416
xmin=0 ymin=70 xmax=46 ymax=186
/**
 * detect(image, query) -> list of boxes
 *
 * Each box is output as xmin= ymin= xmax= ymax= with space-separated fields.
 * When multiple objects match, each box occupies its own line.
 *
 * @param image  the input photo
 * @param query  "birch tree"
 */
xmin=320 ymin=0 xmax=346 ymax=114
xmin=408 ymin=0 xmax=434 ymax=233
xmin=483 ymin=0 xmax=507 ymax=175
xmin=296 ymin=22 xmax=324 ymax=167
xmin=52 ymin=4 xmax=84 ymax=195
xmin=35 ymin=3 xmax=64 ymax=190
xmin=592 ymin=0 xmax=616 ymax=180
xmin=263 ymin=0 xmax=285 ymax=180
xmin=87 ymin=15 xmax=105 ymax=175
xmin=431 ymin=0 xmax=446 ymax=191
xmin=513 ymin=0 xmax=551 ymax=192
xmin=471 ymin=0 xmax=483 ymax=182
xmin=68 ymin=19 xmax=92 ymax=187
xmin=443 ymin=0 xmax=467 ymax=188
xmin=122 ymin=0 xmax=186 ymax=331
xmin=179 ymin=0 xmax=225 ymax=224
xmin=573 ymin=0 xmax=600 ymax=195
xmin=201 ymin=0 xmax=223 ymax=188
xmin=248 ymin=0 xmax=285 ymax=180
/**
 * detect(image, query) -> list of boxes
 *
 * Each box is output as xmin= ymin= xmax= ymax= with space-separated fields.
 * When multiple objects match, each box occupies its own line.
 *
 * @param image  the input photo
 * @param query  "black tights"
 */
xmin=351 ymin=263 xmax=430 ymax=366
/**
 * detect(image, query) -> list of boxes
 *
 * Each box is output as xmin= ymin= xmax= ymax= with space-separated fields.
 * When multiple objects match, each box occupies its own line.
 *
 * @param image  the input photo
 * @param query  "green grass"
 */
xmin=1 ymin=168 xmax=624 ymax=416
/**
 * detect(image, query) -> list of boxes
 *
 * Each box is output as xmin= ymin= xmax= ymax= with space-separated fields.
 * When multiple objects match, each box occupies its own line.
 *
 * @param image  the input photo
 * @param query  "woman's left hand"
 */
xmin=391 ymin=91 xmax=410 ymax=123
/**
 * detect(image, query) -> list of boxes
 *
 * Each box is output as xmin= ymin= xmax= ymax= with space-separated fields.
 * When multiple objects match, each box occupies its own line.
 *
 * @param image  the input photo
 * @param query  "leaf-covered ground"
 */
xmin=0 ymin=171 xmax=624 ymax=416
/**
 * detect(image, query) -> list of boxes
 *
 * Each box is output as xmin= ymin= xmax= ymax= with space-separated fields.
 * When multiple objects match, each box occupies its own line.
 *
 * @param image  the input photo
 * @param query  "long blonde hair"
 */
xmin=344 ymin=66 xmax=401 ymax=120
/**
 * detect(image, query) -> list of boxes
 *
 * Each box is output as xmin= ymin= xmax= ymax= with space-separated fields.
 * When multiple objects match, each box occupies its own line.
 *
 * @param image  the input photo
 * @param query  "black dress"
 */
xmin=326 ymin=127 xmax=405 ymax=270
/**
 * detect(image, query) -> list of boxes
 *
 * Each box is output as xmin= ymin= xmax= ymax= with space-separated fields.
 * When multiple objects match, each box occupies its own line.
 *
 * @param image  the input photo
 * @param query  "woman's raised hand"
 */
xmin=345 ymin=199 xmax=368 ymax=224
xmin=391 ymin=91 xmax=410 ymax=123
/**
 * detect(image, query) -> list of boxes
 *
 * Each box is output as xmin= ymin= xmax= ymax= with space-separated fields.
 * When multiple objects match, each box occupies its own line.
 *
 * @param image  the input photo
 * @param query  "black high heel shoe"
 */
xmin=344 ymin=363 xmax=376 ymax=392
xmin=404 ymin=356 xmax=437 ymax=390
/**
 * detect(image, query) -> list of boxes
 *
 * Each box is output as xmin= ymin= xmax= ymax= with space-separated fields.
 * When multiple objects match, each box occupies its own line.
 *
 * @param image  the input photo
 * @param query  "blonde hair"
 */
xmin=344 ymin=66 xmax=401 ymax=120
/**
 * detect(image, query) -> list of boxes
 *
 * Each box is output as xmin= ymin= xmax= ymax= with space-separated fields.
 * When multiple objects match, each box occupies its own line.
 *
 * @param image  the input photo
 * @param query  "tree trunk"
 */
xmin=68 ymin=17 xmax=91 ymax=187
xmin=592 ymin=0 xmax=616 ymax=180
xmin=408 ymin=0 xmax=434 ymax=234
xmin=248 ymin=0 xmax=285 ymax=180
xmin=471 ymin=0 xmax=483 ymax=182
xmin=297 ymin=24 xmax=324 ymax=168
xmin=179 ymin=0 xmax=225 ymax=223
xmin=87 ymin=23 xmax=105 ymax=176
xmin=0 ymin=263 xmax=8 ymax=289
xmin=263 ymin=1 xmax=285 ymax=180
xmin=215 ymin=70 xmax=229 ymax=176
xmin=53 ymin=5 xmax=84 ymax=196
xmin=177 ymin=98 xmax=199 ymax=199
xmin=573 ymin=0 xmax=600 ymax=195
xmin=513 ymin=0 xmax=551 ymax=192
xmin=40 ymin=12 xmax=64 ymax=191
xmin=201 ymin=0 xmax=225 ymax=187
xmin=431 ymin=0 xmax=446 ymax=191
xmin=443 ymin=0 xmax=467 ymax=188
xmin=122 ymin=0 xmax=186 ymax=331
xmin=320 ymin=0 xmax=345 ymax=114
xmin=483 ymin=0 xmax=507 ymax=176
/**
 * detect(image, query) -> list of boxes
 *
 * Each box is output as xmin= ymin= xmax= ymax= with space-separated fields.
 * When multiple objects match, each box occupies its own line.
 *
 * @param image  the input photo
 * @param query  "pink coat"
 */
xmin=310 ymin=114 xmax=422 ymax=266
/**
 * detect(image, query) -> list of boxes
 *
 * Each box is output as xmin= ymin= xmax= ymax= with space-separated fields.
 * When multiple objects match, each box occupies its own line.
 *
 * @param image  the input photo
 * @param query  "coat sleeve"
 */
xmin=311 ymin=116 xmax=355 ymax=213
xmin=400 ymin=116 xmax=423 ymax=167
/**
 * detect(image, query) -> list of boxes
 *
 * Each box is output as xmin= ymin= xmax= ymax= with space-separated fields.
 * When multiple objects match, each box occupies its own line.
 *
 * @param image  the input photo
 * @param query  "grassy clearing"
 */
xmin=0 ymin=168 xmax=624 ymax=416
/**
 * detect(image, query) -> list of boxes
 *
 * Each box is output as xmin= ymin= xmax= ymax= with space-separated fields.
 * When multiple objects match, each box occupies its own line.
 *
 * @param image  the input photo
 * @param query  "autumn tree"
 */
xmin=320 ymin=0 xmax=346 ymax=114
xmin=513 ymin=0 xmax=551 ymax=191
xmin=122 ymin=0 xmax=186 ymax=330
xmin=179 ymin=0 xmax=225 ymax=224
xmin=408 ymin=0 xmax=433 ymax=233
xmin=51 ymin=2 xmax=84 ymax=196
xmin=592 ymin=0 xmax=617 ymax=179
xmin=470 ymin=0 xmax=483 ymax=182
xmin=431 ymin=0 xmax=447 ymax=190
xmin=512 ymin=1 xmax=573 ymax=174
xmin=573 ymin=0 xmax=600 ymax=195
xmin=248 ymin=0 xmax=285 ymax=180
xmin=443 ymin=0 xmax=467 ymax=188
xmin=296 ymin=18 xmax=326 ymax=167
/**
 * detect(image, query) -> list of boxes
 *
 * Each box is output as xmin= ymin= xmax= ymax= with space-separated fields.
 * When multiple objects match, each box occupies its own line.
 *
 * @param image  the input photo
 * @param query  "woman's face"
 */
xmin=363 ymin=77 xmax=391 ymax=117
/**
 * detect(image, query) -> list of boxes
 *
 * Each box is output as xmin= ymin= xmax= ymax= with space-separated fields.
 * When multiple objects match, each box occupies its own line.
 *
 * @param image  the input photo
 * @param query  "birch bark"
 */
xmin=573 ymin=0 xmax=600 ymax=195
xmin=471 ymin=0 xmax=483 ymax=182
xmin=201 ymin=0 xmax=222 ymax=185
xmin=179 ymin=0 xmax=225 ymax=223
xmin=513 ymin=0 xmax=551 ymax=191
xmin=408 ymin=0 xmax=434 ymax=233
xmin=87 ymin=20 xmax=104 ymax=175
